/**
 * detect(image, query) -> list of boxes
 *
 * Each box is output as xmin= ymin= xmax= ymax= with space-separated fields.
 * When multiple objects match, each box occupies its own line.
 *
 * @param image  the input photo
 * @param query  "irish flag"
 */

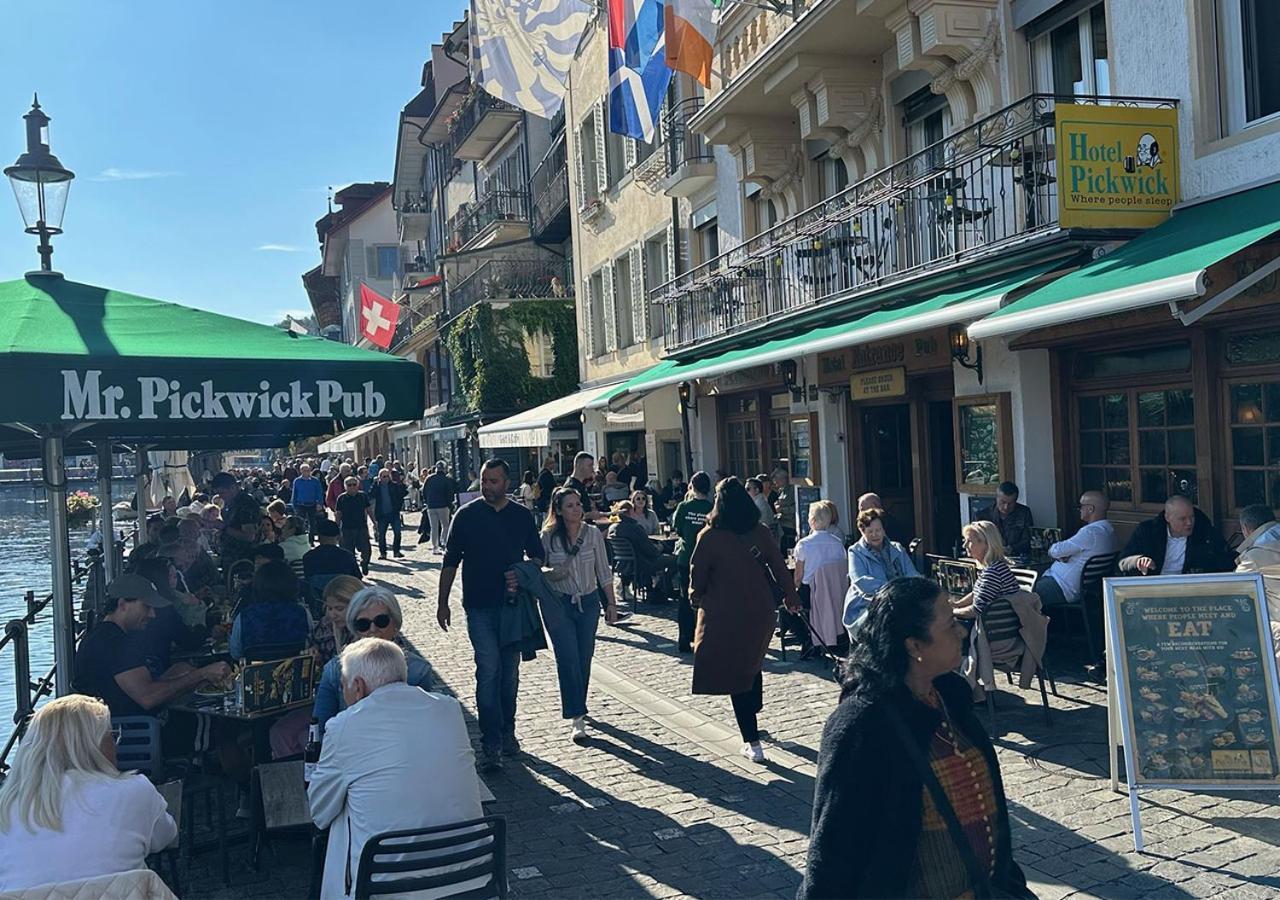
xmin=665 ymin=0 xmax=719 ymax=88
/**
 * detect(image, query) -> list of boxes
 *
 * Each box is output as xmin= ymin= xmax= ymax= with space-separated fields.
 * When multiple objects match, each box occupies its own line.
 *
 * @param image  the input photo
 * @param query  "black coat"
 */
xmin=799 ymin=673 xmax=1027 ymax=899
xmin=370 ymin=481 xmax=408 ymax=518
xmin=1118 ymin=509 xmax=1233 ymax=575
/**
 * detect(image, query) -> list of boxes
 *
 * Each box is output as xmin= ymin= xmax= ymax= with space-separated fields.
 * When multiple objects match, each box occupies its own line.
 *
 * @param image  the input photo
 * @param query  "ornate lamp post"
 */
xmin=5 ymin=95 xmax=75 ymax=274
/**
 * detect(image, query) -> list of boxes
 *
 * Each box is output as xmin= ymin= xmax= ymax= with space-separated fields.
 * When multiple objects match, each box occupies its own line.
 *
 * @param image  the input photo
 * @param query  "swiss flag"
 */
xmin=359 ymin=283 xmax=399 ymax=349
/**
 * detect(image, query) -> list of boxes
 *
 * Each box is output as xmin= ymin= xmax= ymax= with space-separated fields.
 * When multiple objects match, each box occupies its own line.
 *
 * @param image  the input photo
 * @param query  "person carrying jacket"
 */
xmin=1118 ymin=495 xmax=1233 ymax=576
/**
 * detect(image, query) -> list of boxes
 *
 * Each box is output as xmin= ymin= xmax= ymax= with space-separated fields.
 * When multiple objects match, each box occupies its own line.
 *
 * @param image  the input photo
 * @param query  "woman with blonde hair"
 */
xmin=0 ymin=695 xmax=177 ymax=890
xmin=953 ymin=520 xmax=1020 ymax=620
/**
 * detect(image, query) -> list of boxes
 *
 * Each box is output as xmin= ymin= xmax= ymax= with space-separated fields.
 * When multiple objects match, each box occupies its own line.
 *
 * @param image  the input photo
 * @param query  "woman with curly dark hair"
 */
xmin=689 ymin=477 xmax=799 ymax=763
xmin=799 ymin=576 xmax=1032 ymax=899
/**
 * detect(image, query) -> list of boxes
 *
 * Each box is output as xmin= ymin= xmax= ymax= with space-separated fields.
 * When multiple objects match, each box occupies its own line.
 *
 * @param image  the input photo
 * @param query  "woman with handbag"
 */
xmin=689 ymin=477 xmax=799 ymax=764
xmin=541 ymin=486 xmax=620 ymax=745
xmin=799 ymin=576 xmax=1033 ymax=899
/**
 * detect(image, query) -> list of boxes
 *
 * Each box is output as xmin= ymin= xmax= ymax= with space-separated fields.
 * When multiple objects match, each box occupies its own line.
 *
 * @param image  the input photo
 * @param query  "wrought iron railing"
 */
xmin=531 ymin=133 xmax=569 ymax=236
xmin=653 ymin=93 xmax=1177 ymax=353
xmin=444 ymin=258 xmax=573 ymax=322
xmin=448 ymin=90 xmax=520 ymax=158
xmin=389 ymin=287 xmax=444 ymax=352
xmin=665 ymin=96 xmax=714 ymax=177
xmin=399 ymin=191 xmax=430 ymax=214
xmin=445 ymin=156 xmax=530 ymax=252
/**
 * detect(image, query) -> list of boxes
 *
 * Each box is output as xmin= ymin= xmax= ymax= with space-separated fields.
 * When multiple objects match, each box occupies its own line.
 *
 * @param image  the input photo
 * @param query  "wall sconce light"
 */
xmin=678 ymin=381 xmax=697 ymax=415
xmin=950 ymin=326 xmax=984 ymax=385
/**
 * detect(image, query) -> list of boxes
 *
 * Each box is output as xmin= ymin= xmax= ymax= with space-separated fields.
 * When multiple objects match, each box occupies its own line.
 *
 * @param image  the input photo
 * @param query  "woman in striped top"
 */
xmin=541 ymin=486 xmax=620 ymax=745
xmin=952 ymin=521 xmax=1020 ymax=620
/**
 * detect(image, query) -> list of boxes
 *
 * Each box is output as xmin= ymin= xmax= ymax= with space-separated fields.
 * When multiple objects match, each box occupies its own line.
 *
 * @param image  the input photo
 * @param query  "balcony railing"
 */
xmin=653 ymin=93 xmax=1177 ymax=353
xmin=449 ymin=89 xmax=522 ymax=160
xmin=664 ymin=96 xmax=714 ymax=176
xmin=531 ymin=133 xmax=570 ymax=238
xmin=444 ymin=257 xmax=573 ymax=322
xmin=389 ymin=286 xmax=443 ymax=352
xmin=445 ymin=156 xmax=530 ymax=252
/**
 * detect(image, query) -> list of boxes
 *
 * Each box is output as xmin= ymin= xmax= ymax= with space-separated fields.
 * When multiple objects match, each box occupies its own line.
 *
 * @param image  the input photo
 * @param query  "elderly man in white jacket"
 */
xmin=308 ymin=638 xmax=484 ymax=899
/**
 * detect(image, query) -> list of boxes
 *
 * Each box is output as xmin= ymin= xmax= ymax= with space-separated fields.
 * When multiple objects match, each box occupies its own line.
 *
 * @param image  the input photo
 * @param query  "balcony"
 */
xmin=389 ymin=284 xmax=444 ymax=354
xmin=661 ymin=97 xmax=716 ymax=198
xmin=445 ymin=156 xmax=530 ymax=252
xmin=399 ymin=190 xmax=431 ymax=242
xmin=530 ymin=133 xmax=571 ymax=243
xmin=443 ymin=257 xmax=573 ymax=323
xmin=654 ymin=94 xmax=1177 ymax=354
xmin=449 ymin=89 xmax=522 ymax=161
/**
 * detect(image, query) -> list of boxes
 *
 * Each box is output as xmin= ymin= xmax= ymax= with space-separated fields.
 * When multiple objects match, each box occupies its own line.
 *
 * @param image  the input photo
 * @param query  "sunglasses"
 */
xmin=353 ymin=614 xmax=393 ymax=632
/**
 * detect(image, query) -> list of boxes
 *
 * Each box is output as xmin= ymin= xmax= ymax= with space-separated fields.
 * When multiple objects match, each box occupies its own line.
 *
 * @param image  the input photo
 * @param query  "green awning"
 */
xmin=968 ymin=181 xmax=1280 ymax=340
xmin=0 ymin=274 xmax=425 ymax=445
xmin=596 ymin=263 xmax=1058 ymax=401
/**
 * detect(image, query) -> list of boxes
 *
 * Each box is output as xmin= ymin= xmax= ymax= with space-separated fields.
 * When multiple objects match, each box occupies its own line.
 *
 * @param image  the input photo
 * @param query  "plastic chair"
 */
xmin=354 ymin=815 xmax=507 ymax=899
xmin=113 ymin=715 xmax=164 ymax=781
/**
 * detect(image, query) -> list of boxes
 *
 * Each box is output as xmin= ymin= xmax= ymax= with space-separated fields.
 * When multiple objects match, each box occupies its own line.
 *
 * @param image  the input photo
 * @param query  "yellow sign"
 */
xmin=1054 ymin=104 xmax=1179 ymax=229
xmin=850 ymin=366 xmax=905 ymax=400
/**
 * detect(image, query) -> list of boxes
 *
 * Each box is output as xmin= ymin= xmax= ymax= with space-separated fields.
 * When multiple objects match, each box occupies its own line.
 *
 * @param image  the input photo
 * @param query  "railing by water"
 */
xmin=652 ymin=93 xmax=1177 ymax=353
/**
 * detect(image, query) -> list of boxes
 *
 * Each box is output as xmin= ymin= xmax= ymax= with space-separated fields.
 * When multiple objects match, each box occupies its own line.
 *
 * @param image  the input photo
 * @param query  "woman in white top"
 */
xmin=0 ymin=695 xmax=178 ymax=892
xmin=629 ymin=490 xmax=660 ymax=535
xmin=792 ymin=500 xmax=850 ymax=651
xmin=541 ymin=485 xmax=619 ymax=744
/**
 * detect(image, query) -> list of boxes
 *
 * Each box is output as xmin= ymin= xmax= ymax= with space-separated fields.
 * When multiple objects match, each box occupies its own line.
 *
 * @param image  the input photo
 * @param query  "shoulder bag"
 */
xmin=883 ymin=704 xmax=1033 ymax=900
xmin=737 ymin=531 xmax=785 ymax=607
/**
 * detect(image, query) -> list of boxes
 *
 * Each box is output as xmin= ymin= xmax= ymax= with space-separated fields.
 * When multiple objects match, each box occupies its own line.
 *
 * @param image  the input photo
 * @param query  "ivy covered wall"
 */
xmin=443 ymin=300 xmax=577 ymax=415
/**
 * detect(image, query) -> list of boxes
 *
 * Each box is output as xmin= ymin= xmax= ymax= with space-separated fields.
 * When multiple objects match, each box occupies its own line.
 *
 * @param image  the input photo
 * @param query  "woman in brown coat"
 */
xmin=690 ymin=477 xmax=800 ymax=763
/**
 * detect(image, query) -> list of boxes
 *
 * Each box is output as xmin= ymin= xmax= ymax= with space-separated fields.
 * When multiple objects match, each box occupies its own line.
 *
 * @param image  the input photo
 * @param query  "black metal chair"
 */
xmin=978 ymin=595 xmax=1053 ymax=736
xmin=606 ymin=533 xmax=648 ymax=604
xmin=1042 ymin=552 xmax=1118 ymax=665
xmin=354 ymin=816 xmax=507 ymax=899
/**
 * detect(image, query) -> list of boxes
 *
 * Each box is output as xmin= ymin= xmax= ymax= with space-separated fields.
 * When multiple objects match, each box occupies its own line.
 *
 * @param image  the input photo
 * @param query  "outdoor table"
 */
xmin=649 ymin=533 xmax=677 ymax=553
xmin=171 ymin=690 xmax=313 ymax=769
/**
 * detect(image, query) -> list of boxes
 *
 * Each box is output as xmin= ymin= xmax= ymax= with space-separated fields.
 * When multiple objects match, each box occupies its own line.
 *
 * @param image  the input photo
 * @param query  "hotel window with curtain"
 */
xmin=1028 ymin=2 xmax=1110 ymax=97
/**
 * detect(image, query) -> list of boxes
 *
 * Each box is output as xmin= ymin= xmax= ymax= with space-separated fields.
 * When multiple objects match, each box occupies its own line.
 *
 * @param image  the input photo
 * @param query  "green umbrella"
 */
xmin=0 ymin=273 xmax=424 ymax=444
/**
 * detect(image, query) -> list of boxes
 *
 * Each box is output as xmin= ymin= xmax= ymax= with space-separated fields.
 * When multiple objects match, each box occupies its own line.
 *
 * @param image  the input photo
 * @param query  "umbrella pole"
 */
xmin=43 ymin=435 xmax=75 ymax=696
xmin=97 ymin=442 xmax=116 ymax=582
xmin=134 ymin=446 xmax=150 ymax=548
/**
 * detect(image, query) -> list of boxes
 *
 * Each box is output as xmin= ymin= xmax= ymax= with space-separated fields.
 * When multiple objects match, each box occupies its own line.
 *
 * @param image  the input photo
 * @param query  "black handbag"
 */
xmin=884 ymin=704 xmax=1035 ymax=900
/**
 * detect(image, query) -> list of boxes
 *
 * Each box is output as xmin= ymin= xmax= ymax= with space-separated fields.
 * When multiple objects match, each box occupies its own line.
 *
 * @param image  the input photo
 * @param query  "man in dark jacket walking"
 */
xmin=421 ymin=462 xmax=457 ymax=552
xmin=371 ymin=468 xmax=409 ymax=559
xmin=1118 ymin=494 xmax=1233 ymax=575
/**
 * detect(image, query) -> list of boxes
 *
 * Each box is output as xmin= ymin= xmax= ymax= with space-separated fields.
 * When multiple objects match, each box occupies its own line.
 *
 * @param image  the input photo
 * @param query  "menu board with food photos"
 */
xmin=1106 ymin=573 xmax=1280 ymax=850
xmin=239 ymin=654 xmax=315 ymax=714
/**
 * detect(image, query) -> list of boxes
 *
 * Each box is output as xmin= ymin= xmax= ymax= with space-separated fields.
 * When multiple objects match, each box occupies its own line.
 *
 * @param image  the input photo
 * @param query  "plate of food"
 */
xmin=196 ymin=665 xmax=240 ymax=696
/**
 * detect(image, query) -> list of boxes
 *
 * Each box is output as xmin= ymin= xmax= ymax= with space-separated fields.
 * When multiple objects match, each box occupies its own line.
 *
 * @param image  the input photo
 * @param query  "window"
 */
xmin=613 ymin=253 xmax=635 ymax=349
xmin=1030 ymin=3 xmax=1109 ymax=97
xmin=523 ymin=329 xmax=556 ymax=379
xmin=693 ymin=217 xmax=719 ymax=266
xmin=1077 ymin=388 xmax=1197 ymax=505
xmin=579 ymin=114 xmax=602 ymax=204
xmin=605 ymin=121 xmax=628 ymax=189
xmin=745 ymin=188 xmax=777 ymax=239
xmin=374 ymin=246 xmax=400 ymax=280
xmin=588 ymin=270 xmax=606 ymax=357
xmin=818 ymin=155 xmax=849 ymax=201
xmin=1227 ymin=380 xmax=1280 ymax=508
xmin=642 ymin=232 xmax=670 ymax=340
xmin=724 ymin=414 xmax=761 ymax=479
xmin=1216 ymin=0 xmax=1280 ymax=134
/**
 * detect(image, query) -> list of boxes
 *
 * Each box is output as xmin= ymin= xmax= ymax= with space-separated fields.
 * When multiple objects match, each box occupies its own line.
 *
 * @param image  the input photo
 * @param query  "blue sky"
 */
xmin=0 ymin=1 xmax=460 ymax=323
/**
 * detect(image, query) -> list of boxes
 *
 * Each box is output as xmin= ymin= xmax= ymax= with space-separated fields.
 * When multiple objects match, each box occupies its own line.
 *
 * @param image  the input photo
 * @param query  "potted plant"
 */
xmin=66 ymin=490 xmax=101 ymax=528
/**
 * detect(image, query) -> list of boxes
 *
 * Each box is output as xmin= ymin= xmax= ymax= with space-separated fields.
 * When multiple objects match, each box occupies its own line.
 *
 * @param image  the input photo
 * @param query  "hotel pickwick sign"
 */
xmin=1055 ymin=103 xmax=1179 ymax=229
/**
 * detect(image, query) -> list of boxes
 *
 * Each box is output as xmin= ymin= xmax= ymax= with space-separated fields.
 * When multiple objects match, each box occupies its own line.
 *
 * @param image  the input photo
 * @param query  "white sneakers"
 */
xmin=741 ymin=742 xmax=766 ymax=763
xmin=571 ymin=716 xmax=588 ymax=744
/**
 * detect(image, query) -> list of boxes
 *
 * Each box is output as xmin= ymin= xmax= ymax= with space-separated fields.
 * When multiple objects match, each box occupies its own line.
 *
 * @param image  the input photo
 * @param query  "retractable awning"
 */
xmin=598 ymin=263 xmax=1058 ymax=401
xmin=477 ymin=386 xmax=608 ymax=449
xmin=317 ymin=420 xmax=384 ymax=455
xmin=967 ymin=181 xmax=1280 ymax=340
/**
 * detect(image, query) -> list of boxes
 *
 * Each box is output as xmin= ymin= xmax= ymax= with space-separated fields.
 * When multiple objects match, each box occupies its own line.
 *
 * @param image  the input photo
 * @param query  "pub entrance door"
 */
xmin=859 ymin=403 xmax=916 ymax=541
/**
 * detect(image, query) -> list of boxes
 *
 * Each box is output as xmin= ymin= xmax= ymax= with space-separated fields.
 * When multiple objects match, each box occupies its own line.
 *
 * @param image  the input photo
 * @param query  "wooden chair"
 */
xmin=250 ymin=761 xmax=313 ymax=870
xmin=354 ymin=815 xmax=507 ymax=899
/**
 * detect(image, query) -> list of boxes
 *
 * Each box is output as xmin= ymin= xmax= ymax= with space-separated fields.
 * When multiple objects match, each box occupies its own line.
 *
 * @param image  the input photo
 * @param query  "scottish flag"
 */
xmin=608 ymin=0 xmax=673 ymax=142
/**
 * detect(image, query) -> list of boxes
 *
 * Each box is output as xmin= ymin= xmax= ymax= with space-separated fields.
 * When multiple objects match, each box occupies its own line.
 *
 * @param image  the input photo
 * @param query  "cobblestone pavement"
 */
xmin=187 ymin=514 xmax=1280 ymax=899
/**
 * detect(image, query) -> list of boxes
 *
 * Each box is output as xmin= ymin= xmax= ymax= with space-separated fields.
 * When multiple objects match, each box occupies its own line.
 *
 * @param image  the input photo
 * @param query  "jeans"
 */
xmin=731 ymin=671 xmax=764 ymax=743
xmin=539 ymin=590 xmax=601 ymax=719
xmin=376 ymin=515 xmax=402 ymax=555
xmin=426 ymin=507 xmax=452 ymax=549
xmin=1034 ymin=573 xmax=1070 ymax=607
xmin=465 ymin=605 xmax=520 ymax=753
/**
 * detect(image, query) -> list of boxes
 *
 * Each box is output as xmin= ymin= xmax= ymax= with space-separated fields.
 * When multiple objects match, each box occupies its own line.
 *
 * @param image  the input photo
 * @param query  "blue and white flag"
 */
xmin=470 ymin=0 xmax=592 ymax=120
xmin=608 ymin=0 xmax=673 ymax=142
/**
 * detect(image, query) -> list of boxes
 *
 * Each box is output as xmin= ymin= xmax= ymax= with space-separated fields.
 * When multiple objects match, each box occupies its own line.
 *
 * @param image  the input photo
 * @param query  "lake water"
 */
xmin=0 ymin=479 xmax=133 ymax=753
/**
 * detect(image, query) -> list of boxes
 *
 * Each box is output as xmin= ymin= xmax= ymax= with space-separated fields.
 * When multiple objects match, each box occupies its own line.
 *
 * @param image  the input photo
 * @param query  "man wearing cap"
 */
xmin=73 ymin=574 xmax=230 ymax=717
xmin=211 ymin=471 xmax=261 ymax=572
xmin=303 ymin=519 xmax=363 ymax=580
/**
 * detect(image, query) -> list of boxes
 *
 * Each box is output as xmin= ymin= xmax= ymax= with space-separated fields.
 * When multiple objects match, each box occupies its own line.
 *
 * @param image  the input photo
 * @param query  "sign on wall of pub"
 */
xmin=1106 ymin=573 xmax=1280 ymax=849
xmin=1055 ymin=103 xmax=1180 ymax=229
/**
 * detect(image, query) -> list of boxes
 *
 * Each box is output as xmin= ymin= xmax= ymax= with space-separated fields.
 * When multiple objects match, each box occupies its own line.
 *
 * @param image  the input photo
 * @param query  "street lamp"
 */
xmin=5 ymin=95 xmax=74 ymax=274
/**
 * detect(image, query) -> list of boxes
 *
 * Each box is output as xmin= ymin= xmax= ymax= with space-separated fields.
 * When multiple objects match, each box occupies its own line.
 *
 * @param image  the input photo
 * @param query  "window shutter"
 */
xmin=349 ymin=238 xmax=367 ymax=284
xmin=592 ymin=101 xmax=608 ymax=201
xmin=625 ymin=137 xmax=637 ymax=170
xmin=630 ymin=245 xmax=647 ymax=341
xmin=582 ymin=278 xmax=595 ymax=357
xmin=664 ymin=222 xmax=677 ymax=283
xmin=366 ymin=246 xmax=378 ymax=280
xmin=574 ymin=123 xmax=589 ymax=210
xmin=602 ymin=262 xmax=617 ymax=353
